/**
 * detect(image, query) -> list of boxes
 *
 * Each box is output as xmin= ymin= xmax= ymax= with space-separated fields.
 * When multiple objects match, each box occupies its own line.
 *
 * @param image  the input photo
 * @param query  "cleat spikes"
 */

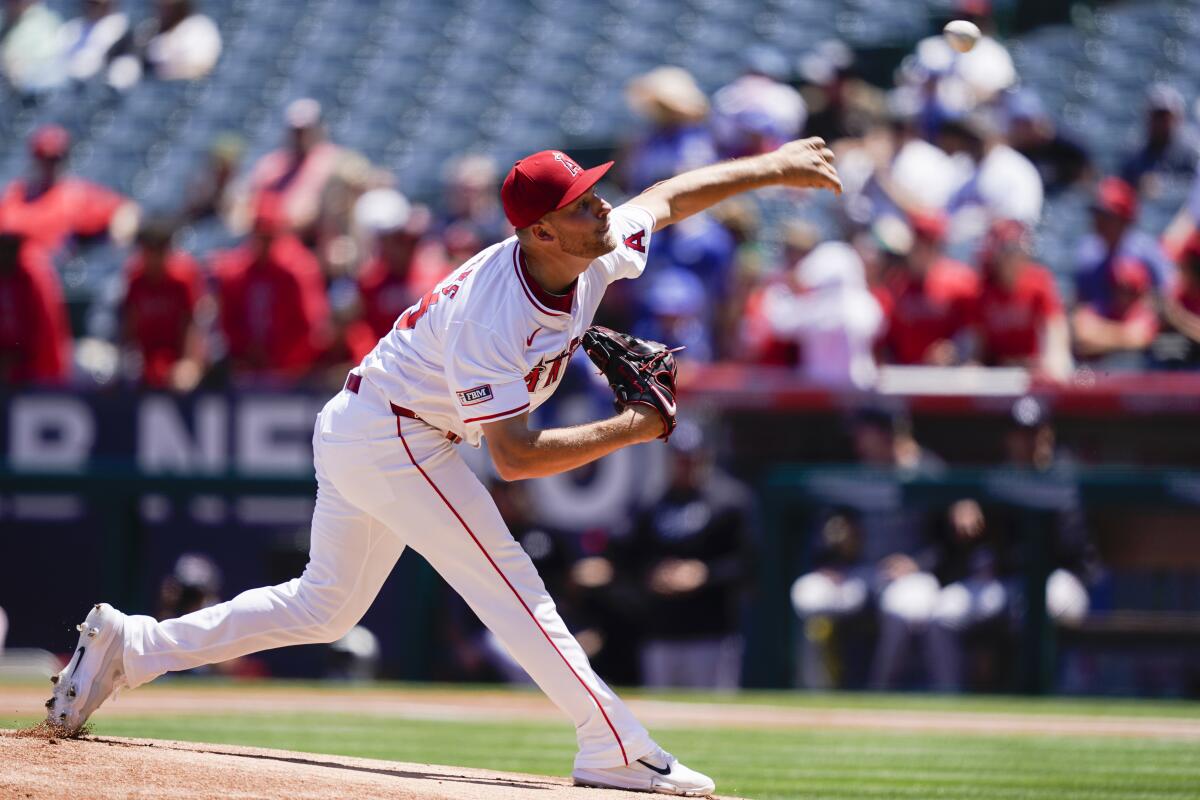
xmin=46 ymin=602 xmax=126 ymax=736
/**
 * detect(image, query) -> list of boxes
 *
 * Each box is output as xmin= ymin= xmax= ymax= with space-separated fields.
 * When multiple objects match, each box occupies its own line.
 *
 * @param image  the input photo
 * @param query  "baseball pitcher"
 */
xmin=47 ymin=139 xmax=839 ymax=795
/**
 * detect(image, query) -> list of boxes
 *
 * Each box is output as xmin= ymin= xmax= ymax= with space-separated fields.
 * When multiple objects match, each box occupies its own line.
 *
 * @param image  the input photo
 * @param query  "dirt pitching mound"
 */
xmin=1 ymin=731 xmax=733 ymax=800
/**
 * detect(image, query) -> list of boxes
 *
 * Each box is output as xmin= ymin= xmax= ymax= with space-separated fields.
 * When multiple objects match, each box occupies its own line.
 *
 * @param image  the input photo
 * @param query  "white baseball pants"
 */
xmin=121 ymin=376 xmax=655 ymax=768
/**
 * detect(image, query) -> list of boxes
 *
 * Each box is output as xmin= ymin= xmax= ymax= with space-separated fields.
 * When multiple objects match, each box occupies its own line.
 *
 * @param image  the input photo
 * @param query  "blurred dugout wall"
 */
xmin=4 ymin=388 xmax=1200 ymax=694
xmin=753 ymin=467 xmax=1200 ymax=696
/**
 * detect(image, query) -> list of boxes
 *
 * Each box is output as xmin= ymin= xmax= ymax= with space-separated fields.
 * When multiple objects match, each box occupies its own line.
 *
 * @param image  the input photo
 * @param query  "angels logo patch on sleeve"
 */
xmin=593 ymin=204 xmax=655 ymax=284
xmin=457 ymin=384 xmax=494 ymax=406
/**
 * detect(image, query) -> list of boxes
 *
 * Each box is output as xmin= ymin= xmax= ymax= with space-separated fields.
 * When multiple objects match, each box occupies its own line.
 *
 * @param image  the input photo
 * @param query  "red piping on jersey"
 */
xmin=513 ymin=246 xmax=573 ymax=315
xmin=395 ymin=418 xmax=630 ymax=765
xmin=462 ymin=402 xmax=530 ymax=424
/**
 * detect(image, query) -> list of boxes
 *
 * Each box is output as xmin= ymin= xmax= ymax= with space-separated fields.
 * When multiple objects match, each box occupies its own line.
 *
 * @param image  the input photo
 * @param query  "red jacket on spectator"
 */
xmin=0 ymin=178 xmax=126 ymax=255
xmin=123 ymin=251 xmax=203 ymax=388
xmin=881 ymin=258 xmax=980 ymax=364
xmin=1173 ymin=231 xmax=1200 ymax=316
xmin=216 ymin=234 xmax=330 ymax=378
xmin=973 ymin=262 xmax=1063 ymax=365
xmin=0 ymin=236 xmax=71 ymax=384
xmin=1178 ymin=277 xmax=1200 ymax=314
xmin=356 ymin=244 xmax=449 ymax=340
xmin=738 ymin=280 xmax=801 ymax=366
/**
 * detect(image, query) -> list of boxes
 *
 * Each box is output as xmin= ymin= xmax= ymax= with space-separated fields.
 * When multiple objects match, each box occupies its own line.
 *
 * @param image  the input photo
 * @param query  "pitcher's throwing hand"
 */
xmin=773 ymin=136 xmax=843 ymax=194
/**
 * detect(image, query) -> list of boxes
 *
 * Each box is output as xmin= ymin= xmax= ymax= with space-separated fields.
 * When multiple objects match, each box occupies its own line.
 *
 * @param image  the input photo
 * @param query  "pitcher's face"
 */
xmin=542 ymin=189 xmax=616 ymax=260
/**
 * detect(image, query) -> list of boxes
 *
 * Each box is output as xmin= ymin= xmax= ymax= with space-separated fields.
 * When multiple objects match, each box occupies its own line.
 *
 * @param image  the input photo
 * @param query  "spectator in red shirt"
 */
xmin=736 ymin=220 xmax=824 ymax=367
xmin=1162 ymin=232 xmax=1200 ymax=357
xmin=442 ymin=220 xmax=484 ymax=269
xmin=1071 ymin=256 xmax=1159 ymax=364
xmin=121 ymin=219 xmax=206 ymax=390
xmin=0 ymin=125 xmax=138 ymax=256
xmin=238 ymin=98 xmax=342 ymax=243
xmin=216 ymin=197 xmax=331 ymax=380
xmin=880 ymin=212 xmax=980 ymax=365
xmin=972 ymin=219 xmax=1072 ymax=379
xmin=0 ymin=228 xmax=71 ymax=384
xmin=315 ymin=190 xmax=447 ymax=376
xmin=739 ymin=284 xmax=799 ymax=366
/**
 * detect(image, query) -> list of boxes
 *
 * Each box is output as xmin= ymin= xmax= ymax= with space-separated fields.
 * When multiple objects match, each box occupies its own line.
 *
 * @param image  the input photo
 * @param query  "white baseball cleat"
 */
xmin=572 ymin=747 xmax=716 ymax=796
xmin=44 ymin=603 xmax=128 ymax=735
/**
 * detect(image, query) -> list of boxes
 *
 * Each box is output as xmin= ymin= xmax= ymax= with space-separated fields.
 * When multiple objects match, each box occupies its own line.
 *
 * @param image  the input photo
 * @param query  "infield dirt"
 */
xmin=3 ymin=731 xmax=733 ymax=800
xmin=2 ymin=684 xmax=1198 ymax=799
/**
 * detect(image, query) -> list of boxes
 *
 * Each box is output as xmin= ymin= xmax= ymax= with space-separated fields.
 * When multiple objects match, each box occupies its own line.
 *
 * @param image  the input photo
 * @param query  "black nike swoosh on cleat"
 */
xmin=70 ymin=646 xmax=86 ymax=674
xmin=637 ymin=759 xmax=672 ymax=776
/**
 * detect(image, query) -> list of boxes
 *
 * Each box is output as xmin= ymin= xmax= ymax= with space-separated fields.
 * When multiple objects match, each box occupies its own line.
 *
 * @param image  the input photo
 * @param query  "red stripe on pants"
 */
xmin=395 ymin=419 xmax=629 ymax=765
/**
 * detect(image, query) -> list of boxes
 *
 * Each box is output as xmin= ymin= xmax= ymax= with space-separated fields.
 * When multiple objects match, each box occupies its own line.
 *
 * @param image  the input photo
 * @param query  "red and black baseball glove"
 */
xmin=581 ymin=325 xmax=681 ymax=441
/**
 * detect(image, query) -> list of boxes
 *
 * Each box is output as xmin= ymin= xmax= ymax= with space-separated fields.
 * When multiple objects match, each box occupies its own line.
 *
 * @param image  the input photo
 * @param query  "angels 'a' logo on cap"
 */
xmin=552 ymin=151 xmax=582 ymax=177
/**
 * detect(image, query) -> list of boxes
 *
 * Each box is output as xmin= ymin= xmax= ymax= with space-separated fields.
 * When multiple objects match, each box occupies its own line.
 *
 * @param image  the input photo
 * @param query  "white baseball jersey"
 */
xmin=357 ymin=203 xmax=656 ymax=446
xmin=115 ymin=200 xmax=665 ymax=773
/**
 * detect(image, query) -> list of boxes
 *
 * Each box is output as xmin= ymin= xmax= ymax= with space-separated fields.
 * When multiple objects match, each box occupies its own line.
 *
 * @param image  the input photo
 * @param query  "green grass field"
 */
xmin=5 ymin=682 xmax=1200 ymax=799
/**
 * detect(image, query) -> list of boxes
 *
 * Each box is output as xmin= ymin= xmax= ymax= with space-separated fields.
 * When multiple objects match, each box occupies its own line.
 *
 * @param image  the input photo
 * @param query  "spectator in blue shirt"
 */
xmin=1006 ymin=89 xmax=1092 ymax=197
xmin=622 ymin=66 xmax=716 ymax=193
xmin=1074 ymin=178 xmax=1176 ymax=311
xmin=633 ymin=267 xmax=713 ymax=363
xmin=645 ymin=214 xmax=737 ymax=302
xmin=1119 ymin=85 xmax=1198 ymax=195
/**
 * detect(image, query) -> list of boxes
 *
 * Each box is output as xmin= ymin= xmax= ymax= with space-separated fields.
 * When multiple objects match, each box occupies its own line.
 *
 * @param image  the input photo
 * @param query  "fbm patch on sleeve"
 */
xmin=444 ymin=319 xmax=531 ymax=427
xmin=457 ymin=384 xmax=494 ymax=406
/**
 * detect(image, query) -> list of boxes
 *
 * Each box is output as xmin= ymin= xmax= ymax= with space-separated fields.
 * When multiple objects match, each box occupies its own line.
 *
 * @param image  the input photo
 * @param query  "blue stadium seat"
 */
xmin=3 ymin=0 xmax=1192 ymax=325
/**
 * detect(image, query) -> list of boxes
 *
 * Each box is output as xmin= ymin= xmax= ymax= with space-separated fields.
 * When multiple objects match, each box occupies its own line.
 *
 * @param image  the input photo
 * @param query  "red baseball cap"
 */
xmin=501 ymin=150 xmax=613 ymax=230
xmin=909 ymin=209 xmax=947 ymax=243
xmin=30 ymin=124 xmax=71 ymax=160
xmin=1091 ymin=177 xmax=1138 ymax=222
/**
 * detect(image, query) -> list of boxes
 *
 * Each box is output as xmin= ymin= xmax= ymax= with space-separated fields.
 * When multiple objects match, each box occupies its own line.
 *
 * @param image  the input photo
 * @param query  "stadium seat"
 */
xmin=1 ymin=0 xmax=1192 ymax=333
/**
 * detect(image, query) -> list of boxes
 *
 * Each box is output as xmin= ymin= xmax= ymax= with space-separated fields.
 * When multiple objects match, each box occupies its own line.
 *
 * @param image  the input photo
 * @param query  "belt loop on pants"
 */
xmin=345 ymin=371 xmax=461 ymax=444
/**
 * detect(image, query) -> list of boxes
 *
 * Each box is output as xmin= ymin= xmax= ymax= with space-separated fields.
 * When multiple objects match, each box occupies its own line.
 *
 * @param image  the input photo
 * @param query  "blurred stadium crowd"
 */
xmin=2 ymin=0 xmax=1200 ymax=390
xmin=2 ymin=0 xmax=1199 ymax=694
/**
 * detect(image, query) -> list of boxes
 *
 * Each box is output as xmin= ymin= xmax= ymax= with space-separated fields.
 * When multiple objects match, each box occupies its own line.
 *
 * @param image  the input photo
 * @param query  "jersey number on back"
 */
xmin=395 ymin=270 xmax=471 ymax=331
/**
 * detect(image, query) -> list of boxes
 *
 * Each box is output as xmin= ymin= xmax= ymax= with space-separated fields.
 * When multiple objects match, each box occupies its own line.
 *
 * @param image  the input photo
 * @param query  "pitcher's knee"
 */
xmin=292 ymin=579 xmax=360 ymax=643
